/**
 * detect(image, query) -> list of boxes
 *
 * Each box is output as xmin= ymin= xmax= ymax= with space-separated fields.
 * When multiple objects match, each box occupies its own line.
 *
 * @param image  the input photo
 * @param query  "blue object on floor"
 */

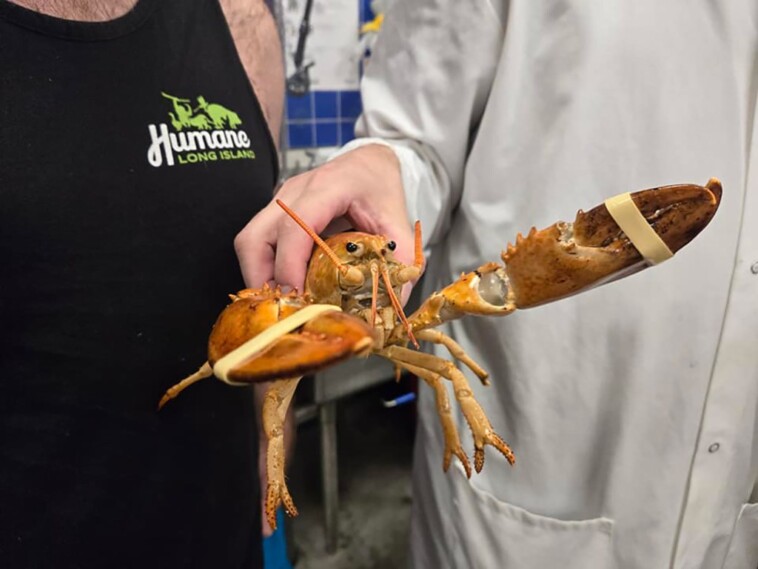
xmin=263 ymin=508 xmax=293 ymax=569
xmin=381 ymin=392 xmax=417 ymax=408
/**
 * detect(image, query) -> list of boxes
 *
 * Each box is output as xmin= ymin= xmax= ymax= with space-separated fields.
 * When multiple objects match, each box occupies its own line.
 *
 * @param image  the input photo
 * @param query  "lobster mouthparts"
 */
xmin=503 ymin=179 xmax=722 ymax=307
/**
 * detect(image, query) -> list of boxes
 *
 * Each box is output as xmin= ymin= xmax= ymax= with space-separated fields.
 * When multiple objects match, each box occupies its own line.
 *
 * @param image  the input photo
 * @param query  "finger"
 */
xmin=234 ymin=203 xmax=281 ymax=288
xmin=383 ymin=218 xmax=422 ymax=306
xmin=321 ymin=216 xmax=353 ymax=237
xmin=273 ymin=191 xmax=351 ymax=291
xmin=346 ymin=210 xmax=417 ymax=270
xmin=400 ymin=282 xmax=414 ymax=306
xmin=348 ymin=207 xmax=420 ymax=306
xmin=379 ymin=216 xmax=417 ymax=268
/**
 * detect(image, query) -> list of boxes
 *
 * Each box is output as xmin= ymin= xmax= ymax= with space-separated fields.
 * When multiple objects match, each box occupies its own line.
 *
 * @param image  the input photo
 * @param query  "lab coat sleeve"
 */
xmin=335 ymin=0 xmax=506 ymax=249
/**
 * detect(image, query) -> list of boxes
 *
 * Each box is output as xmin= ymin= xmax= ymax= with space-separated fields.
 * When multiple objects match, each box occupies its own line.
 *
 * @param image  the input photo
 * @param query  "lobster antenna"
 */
xmin=413 ymin=221 xmax=424 ymax=271
xmin=370 ymin=263 xmax=379 ymax=328
xmin=276 ymin=199 xmax=349 ymax=273
xmin=380 ymin=265 xmax=418 ymax=348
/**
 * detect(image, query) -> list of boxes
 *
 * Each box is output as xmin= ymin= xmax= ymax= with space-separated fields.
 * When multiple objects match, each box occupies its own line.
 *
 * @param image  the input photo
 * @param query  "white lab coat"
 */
xmin=339 ymin=0 xmax=758 ymax=567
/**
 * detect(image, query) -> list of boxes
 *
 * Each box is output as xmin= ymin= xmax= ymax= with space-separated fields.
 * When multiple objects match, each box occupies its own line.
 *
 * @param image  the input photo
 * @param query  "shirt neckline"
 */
xmin=0 ymin=0 xmax=158 ymax=41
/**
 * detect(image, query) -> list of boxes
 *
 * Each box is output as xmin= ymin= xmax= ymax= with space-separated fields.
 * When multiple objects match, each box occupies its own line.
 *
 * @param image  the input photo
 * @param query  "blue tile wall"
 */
xmin=339 ymin=91 xmax=362 ymax=119
xmin=286 ymin=94 xmax=313 ymax=120
xmin=286 ymin=89 xmax=364 ymax=149
xmin=314 ymin=91 xmax=338 ymax=119
xmin=287 ymin=123 xmax=314 ymax=148
xmin=285 ymin=0 xmax=376 ymax=149
xmin=316 ymin=122 xmax=339 ymax=147
xmin=340 ymin=121 xmax=355 ymax=144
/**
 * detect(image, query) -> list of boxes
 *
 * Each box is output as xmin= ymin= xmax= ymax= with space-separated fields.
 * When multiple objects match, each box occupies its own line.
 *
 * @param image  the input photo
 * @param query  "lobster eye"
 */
xmin=346 ymin=242 xmax=358 ymax=253
xmin=387 ymin=241 xmax=397 ymax=251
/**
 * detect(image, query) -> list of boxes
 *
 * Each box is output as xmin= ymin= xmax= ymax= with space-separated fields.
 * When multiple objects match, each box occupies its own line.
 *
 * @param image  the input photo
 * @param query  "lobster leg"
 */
xmin=399 ymin=361 xmax=472 ymax=478
xmin=415 ymin=329 xmax=490 ymax=385
xmin=157 ymin=361 xmax=213 ymax=410
xmin=381 ymin=346 xmax=515 ymax=471
xmin=262 ymin=376 xmax=302 ymax=530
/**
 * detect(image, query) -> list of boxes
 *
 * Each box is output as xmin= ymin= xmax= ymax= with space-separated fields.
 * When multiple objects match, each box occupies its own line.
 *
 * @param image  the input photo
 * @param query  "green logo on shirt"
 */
xmin=147 ymin=92 xmax=256 ymax=167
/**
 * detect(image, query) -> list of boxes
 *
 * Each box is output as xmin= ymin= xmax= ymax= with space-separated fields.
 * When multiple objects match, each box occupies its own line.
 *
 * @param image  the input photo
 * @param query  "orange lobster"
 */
xmin=159 ymin=179 xmax=722 ymax=529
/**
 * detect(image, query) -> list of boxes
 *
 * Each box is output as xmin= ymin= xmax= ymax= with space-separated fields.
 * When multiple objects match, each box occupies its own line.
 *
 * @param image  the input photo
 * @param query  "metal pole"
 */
xmin=319 ymin=400 xmax=339 ymax=553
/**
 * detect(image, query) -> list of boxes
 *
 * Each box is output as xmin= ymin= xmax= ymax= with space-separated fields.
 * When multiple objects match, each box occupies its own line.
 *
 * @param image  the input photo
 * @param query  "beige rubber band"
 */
xmin=213 ymin=304 xmax=342 ymax=386
xmin=604 ymin=192 xmax=673 ymax=265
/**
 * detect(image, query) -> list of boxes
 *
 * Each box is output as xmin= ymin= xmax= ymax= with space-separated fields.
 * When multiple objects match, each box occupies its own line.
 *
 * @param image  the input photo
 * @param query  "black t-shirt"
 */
xmin=0 ymin=1 xmax=276 ymax=567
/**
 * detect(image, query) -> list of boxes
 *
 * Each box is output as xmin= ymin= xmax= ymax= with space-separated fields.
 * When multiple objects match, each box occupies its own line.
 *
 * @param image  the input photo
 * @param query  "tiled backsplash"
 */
xmin=286 ymin=90 xmax=362 ymax=148
xmin=284 ymin=0 xmax=376 ymax=150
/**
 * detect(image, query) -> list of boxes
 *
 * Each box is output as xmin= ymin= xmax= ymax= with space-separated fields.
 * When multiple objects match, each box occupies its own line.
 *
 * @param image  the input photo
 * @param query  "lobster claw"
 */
xmin=207 ymin=292 xmax=376 ymax=384
xmin=404 ymin=179 xmax=722 ymax=334
xmin=157 ymin=287 xmax=376 ymax=410
xmin=504 ymin=178 xmax=722 ymax=308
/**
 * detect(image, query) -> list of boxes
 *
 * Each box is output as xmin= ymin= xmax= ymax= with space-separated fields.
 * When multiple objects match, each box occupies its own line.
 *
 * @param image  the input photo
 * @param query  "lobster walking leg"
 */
xmin=381 ymin=346 xmax=515 ymax=471
xmin=262 ymin=376 xmax=301 ymax=530
xmin=400 ymin=361 xmax=472 ymax=478
xmin=415 ymin=329 xmax=490 ymax=385
xmin=157 ymin=361 xmax=213 ymax=410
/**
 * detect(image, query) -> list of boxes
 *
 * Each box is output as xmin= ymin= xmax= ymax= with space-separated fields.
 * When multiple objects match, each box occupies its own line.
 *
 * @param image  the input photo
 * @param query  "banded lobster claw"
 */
xmin=206 ymin=287 xmax=374 ymax=384
xmin=158 ymin=285 xmax=375 ymax=409
xmin=404 ymin=179 xmax=722 ymax=332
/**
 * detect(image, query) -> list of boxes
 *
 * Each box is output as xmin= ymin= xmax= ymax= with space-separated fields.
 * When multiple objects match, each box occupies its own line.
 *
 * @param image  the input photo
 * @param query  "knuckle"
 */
xmin=232 ymin=231 xmax=246 ymax=254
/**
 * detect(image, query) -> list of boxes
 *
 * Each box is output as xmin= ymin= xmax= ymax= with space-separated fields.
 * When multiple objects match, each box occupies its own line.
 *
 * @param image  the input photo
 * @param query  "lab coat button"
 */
xmin=751 ymin=261 xmax=758 ymax=274
xmin=708 ymin=442 xmax=720 ymax=453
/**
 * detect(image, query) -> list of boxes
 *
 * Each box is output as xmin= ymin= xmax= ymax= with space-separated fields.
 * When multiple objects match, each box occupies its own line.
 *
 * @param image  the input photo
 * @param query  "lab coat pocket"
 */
xmin=723 ymin=503 xmax=758 ymax=569
xmin=450 ymin=465 xmax=615 ymax=569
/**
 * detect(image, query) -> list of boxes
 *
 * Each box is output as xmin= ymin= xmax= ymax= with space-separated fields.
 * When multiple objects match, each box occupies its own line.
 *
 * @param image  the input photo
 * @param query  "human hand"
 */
xmin=235 ymin=144 xmax=415 ymax=294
